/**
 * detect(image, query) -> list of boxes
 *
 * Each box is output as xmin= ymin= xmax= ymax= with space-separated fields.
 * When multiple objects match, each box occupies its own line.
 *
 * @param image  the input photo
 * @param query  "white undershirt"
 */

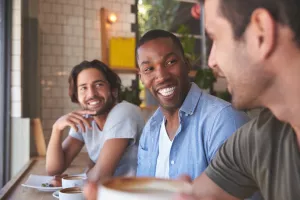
xmin=155 ymin=118 xmax=173 ymax=178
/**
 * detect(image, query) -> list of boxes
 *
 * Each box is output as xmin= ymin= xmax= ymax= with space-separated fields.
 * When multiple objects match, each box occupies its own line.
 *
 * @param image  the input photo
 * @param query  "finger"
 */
xmin=66 ymin=119 xmax=79 ymax=132
xmin=76 ymin=109 xmax=97 ymax=115
xmin=84 ymin=182 xmax=98 ymax=200
xmin=174 ymin=193 xmax=197 ymax=200
xmin=67 ymin=115 xmax=87 ymax=132
xmin=177 ymin=174 xmax=192 ymax=183
xmin=70 ymin=113 xmax=92 ymax=129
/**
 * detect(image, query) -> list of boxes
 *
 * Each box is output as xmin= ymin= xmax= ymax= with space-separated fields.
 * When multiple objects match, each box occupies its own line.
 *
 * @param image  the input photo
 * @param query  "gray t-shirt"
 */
xmin=69 ymin=101 xmax=145 ymax=176
xmin=205 ymin=109 xmax=300 ymax=200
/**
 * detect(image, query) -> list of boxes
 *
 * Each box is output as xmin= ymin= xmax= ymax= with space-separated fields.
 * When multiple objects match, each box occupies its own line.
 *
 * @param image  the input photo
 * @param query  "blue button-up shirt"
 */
xmin=137 ymin=83 xmax=249 ymax=180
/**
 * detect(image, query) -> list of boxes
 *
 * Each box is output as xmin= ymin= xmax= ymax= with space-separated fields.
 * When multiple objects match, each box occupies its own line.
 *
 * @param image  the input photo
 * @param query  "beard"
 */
xmin=81 ymin=95 xmax=115 ymax=116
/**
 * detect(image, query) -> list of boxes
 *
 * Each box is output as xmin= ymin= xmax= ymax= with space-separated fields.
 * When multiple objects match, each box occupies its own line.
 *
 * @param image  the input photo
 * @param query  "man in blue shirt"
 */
xmin=136 ymin=29 xmax=249 ymax=180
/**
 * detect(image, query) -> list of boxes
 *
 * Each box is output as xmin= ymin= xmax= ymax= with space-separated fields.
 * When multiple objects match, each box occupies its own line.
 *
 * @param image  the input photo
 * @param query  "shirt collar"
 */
xmin=179 ymin=82 xmax=202 ymax=116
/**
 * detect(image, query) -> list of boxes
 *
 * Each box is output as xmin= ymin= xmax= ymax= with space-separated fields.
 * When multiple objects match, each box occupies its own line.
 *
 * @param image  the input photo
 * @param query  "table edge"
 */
xmin=0 ymin=158 xmax=37 ymax=199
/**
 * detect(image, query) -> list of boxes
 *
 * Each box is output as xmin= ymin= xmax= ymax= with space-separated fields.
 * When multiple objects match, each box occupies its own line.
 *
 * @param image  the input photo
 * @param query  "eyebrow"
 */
xmin=140 ymin=52 xmax=177 ymax=66
xmin=78 ymin=80 xmax=107 ymax=87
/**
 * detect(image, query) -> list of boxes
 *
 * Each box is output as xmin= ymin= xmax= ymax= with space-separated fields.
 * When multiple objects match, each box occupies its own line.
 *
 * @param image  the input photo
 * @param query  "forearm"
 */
xmin=86 ymin=165 xmax=113 ymax=183
xmin=46 ymin=126 xmax=66 ymax=175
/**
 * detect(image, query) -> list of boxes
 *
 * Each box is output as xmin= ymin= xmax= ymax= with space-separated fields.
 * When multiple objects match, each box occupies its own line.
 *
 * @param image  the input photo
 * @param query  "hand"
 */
xmin=177 ymin=174 xmax=192 ymax=183
xmin=175 ymin=175 xmax=197 ymax=200
xmin=84 ymin=182 xmax=98 ymax=200
xmin=53 ymin=110 xmax=96 ymax=132
xmin=175 ymin=193 xmax=198 ymax=200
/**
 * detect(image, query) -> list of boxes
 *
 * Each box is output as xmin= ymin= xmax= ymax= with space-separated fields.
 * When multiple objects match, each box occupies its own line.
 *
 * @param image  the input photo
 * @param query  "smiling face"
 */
xmin=77 ymin=68 xmax=115 ymax=115
xmin=137 ymin=37 xmax=191 ymax=112
xmin=205 ymin=0 xmax=274 ymax=109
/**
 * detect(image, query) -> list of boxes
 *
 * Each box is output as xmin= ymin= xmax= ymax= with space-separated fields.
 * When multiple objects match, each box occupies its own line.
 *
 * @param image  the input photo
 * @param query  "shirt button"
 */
xmin=171 ymin=160 xmax=175 ymax=165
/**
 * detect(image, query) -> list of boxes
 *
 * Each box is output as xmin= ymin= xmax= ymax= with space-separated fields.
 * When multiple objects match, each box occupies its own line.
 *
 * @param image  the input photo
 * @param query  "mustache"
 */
xmin=85 ymin=96 xmax=104 ymax=102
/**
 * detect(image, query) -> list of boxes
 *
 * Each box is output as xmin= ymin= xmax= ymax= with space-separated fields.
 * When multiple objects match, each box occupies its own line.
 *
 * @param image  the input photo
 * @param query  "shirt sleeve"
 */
xmin=69 ymin=127 xmax=84 ymax=142
xmin=207 ymin=105 xmax=250 ymax=162
xmin=205 ymin=122 xmax=258 ymax=199
xmin=104 ymin=102 xmax=144 ymax=143
xmin=105 ymin=118 xmax=139 ymax=141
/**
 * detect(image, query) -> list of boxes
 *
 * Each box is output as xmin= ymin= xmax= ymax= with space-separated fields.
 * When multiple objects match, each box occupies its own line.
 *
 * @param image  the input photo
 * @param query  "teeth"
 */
xmin=158 ymin=87 xmax=175 ymax=96
xmin=89 ymin=101 xmax=99 ymax=105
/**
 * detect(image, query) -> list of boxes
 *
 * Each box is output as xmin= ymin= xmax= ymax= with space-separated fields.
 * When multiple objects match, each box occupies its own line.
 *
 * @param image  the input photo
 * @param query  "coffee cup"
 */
xmin=98 ymin=177 xmax=192 ymax=200
xmin=62 ymin=175 xmax=86 ymax=189
xmin=59 ymin=187 xmax=84 ymax=200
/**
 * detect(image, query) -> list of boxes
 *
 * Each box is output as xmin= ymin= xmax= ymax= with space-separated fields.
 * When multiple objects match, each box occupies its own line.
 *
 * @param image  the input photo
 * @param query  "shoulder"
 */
xmin=227 ymin=108 xmax=288 ymax=153
xmin=195 ymin=91 xmax=249 ymax=125
xmin=241 ymin=108 xmax=290 ymax=143
xmin=104 ymin=101 xmax=145 ymax=130
xmin=141 ymin=108 xmax=161 ymax=131
xmin=109 ymin=101 xmax=143 ymax=120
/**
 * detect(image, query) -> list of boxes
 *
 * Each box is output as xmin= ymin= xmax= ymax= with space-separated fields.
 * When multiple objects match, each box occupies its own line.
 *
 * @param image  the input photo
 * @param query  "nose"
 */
xmin=86 ymin=86 xmax=97 ymax=98
xmin=208 ymin=42 xmax=217 ymax=70
xmin=208 ymin=42 xmax=225 ymax=78
xmin=155 ymin=64 xmax=171 ymax=83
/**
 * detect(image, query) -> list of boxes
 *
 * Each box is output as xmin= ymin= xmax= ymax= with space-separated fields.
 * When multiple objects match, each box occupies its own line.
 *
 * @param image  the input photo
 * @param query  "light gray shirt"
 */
xmin=69 ymin=101 xmax=145 ymax=176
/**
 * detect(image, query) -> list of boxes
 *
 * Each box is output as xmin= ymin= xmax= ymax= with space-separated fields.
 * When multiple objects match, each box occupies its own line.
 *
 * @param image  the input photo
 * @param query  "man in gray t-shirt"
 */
xmin=70 ymin=101 xmax=144 ymax=177
xmin=46 ymin=60 xmax=144 ymax=182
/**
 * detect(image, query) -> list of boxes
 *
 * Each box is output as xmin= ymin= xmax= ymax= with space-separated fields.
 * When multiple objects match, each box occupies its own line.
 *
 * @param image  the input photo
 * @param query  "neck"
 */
xmin=93 ymin=113 xmax=109 ymax=131
xmin=93 ymin=103 xmax=116 ymax=130
xmin=260 ymin=49 xmax=300 ymax=147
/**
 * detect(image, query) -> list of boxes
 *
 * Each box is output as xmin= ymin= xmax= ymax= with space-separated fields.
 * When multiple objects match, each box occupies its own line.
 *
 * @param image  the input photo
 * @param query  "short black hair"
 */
xmin=200 ymin=0 xmax=300 ymax=47
xmin=136 ymin=29 xmax=185 ymax=61
xmin=68 ymin=60 xmax=121 ymax=103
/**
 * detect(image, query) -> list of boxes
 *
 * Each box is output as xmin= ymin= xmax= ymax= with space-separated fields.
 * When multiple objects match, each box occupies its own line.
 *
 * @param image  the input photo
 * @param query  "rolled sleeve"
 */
xmin=105 ymin=118 xmax=138 ymax=142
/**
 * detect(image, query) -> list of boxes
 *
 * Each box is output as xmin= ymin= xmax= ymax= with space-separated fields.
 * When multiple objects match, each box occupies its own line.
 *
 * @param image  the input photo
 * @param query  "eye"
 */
xmin=166 ymin=59 xmax=177 ymax=66
xmin=144 ymin=66 xmax=154 ymax=73
xmin=95 ymin=83 xmax=104 ymax=87
xmin=79 ymin=86 xmax=87 ymax=92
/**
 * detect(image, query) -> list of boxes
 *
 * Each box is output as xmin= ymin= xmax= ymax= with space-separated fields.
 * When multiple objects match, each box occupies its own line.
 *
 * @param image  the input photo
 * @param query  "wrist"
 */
xmin=52 ymin=124 xmax=63 ymax=133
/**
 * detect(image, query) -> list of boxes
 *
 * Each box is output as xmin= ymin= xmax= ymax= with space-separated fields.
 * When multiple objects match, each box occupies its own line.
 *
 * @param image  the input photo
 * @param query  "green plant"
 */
xmin=138 ymin=0 xmax=179 ymax=35
xmin=177 ymin=25 xmax=197 ymax=62
xmin=194 ymin=68 xmax=216 ymax=93
xmin=120 ymin=86 xmax=142 ymax=106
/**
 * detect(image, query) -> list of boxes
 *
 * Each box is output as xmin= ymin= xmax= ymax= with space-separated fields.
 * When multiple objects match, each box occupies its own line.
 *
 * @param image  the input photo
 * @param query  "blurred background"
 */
xmin=0 ymin=0 xmax=229 ymax=188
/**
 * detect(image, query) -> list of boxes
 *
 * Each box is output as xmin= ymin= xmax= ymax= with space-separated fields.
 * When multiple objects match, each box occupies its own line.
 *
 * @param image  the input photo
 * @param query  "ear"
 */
xmin=112 ymin=88 xmax=118 ymax=99
xmin=250 ymin=8 xmax=276 ymax=59
xmin=138 ymin=68 xmax=144 ymax=85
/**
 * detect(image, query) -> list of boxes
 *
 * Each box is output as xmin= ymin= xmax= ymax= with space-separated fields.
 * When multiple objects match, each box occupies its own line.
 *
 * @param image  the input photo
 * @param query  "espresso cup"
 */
xmin=62 ymin=175 xmax=86 ymax=189
xmin=98 ymin=177 xmax=192 ymax=200
xmin=59 ymin=187 xmax=84 ymax=200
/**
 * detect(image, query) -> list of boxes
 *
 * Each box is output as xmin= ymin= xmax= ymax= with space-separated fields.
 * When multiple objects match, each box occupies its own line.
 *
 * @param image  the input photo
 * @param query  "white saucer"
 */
xmin=21 ymin=175 xmax=62 ymax=192
xmin=52 ymin=190 xmax=59 ymax=199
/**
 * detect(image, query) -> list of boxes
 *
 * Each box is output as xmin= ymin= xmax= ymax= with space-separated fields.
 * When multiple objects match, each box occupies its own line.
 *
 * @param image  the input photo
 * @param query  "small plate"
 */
xmin=52 ymin=190 xmax=59 ymax=199
xmin=21 ymin=174 xmax=62 ymax=192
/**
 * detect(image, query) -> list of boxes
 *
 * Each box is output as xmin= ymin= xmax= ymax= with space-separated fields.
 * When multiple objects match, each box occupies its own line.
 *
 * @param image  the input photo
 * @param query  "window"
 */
xmin=0 ymin=0 xmax=12 ymax=188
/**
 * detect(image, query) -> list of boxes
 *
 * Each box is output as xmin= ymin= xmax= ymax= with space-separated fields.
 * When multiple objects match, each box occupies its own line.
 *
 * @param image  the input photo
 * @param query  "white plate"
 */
xmin=21 ymin=174 xmax=62 ymax=192
xmin=52 ymin=190 xmax=59 ymax=199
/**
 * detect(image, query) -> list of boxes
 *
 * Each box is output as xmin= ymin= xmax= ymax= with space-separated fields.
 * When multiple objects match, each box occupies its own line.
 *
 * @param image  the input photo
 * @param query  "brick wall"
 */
xmin=38 ymin=0 xmax=136 ymax=143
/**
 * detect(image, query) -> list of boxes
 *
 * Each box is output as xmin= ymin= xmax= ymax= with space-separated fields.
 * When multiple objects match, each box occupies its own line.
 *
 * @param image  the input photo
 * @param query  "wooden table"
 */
xmin=0 ymin=153 xmax=88 ymax=200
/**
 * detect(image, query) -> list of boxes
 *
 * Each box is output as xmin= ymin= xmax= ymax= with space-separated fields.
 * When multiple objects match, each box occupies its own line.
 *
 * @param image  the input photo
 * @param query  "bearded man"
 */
xmin=46 ymin=60 xmax=145 ymax=182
